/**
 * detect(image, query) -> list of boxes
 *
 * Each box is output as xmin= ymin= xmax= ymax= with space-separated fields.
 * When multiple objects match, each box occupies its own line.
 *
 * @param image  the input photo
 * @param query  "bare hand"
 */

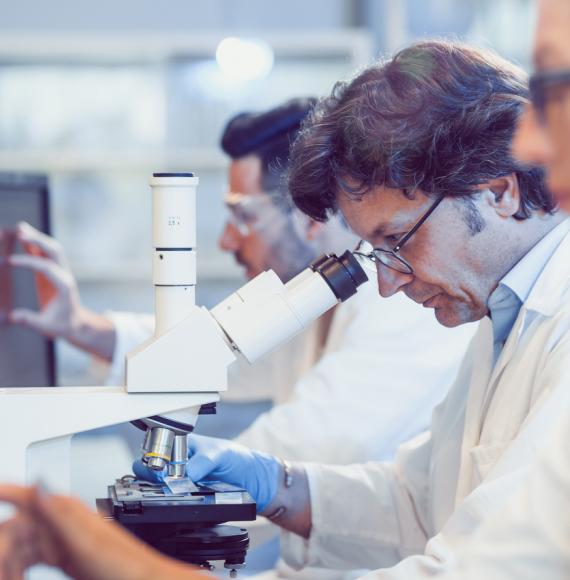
xmin=0 ymin=485 xmax=207 ymax=580
xmin=0 ymin=511 xmax=49 ymax=580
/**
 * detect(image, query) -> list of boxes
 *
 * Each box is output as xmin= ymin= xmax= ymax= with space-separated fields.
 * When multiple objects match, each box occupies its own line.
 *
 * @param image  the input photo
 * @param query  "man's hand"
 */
xmin=134 ymin=434 xmax=282 ymax=513
xmin=0 ymin=511 xmax=47 ymax=579
xmin=0 ymin=485 xmax=208 ymax=580
xmin=4 ymin=222 xmax=116 ymax=362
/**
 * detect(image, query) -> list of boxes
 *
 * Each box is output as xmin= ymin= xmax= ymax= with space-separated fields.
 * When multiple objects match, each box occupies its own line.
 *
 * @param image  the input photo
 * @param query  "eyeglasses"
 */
xmin=224 ymin=191 xmax=285 ymax=236
xmin=529 ymin=69 xmax=570 ymax=124
xmin=354 ymin=196 xmax=444 ymax=275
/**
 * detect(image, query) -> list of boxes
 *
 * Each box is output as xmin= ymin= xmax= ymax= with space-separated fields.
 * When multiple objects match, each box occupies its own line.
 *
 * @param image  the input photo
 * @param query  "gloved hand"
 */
xmin=3 ymin=222 xmax=115 ymax=361
xmin=133 ymin=434 xmax=281 ymax=513
xmin=4 ymin=221 xmax=82 ymax=337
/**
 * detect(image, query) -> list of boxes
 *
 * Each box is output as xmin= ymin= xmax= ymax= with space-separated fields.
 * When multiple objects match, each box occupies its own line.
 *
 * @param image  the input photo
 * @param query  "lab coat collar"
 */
xmin=459 ymin=217 xmax=570 ymax=487
xmin=523 ymin=218 xmax=570 ymax=317
xmin=500 ymin=218 xmax=570 ymax=305
xmin=490 ymin=219 xmax=570 ymax=385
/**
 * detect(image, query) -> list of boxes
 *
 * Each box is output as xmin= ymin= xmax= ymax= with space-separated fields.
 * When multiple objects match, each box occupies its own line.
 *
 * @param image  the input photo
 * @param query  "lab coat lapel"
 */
xmin=479 ymin=229 xmax=570 ymax=444
xmin=478 ymin=307 xmax=527 ymax=432
xmin=454 ymin=224 xmax=570 ymax=505
xmin=454 ymin=317 xmax=494 ymax=503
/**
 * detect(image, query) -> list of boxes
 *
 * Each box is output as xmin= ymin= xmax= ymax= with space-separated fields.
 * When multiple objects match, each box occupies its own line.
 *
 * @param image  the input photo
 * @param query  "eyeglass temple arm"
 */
xmin=393 ymin=196 xmax=445 ymax=252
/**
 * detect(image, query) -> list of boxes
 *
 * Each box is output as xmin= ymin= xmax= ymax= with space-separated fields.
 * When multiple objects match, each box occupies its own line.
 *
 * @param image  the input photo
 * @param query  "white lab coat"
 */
xmin=439 ymin=414 xmax=570 ymax=580
xmin=105 ymin=275 xmax=476 ymax=464
xmin=281 ymin=223 xmax=570 ymax=579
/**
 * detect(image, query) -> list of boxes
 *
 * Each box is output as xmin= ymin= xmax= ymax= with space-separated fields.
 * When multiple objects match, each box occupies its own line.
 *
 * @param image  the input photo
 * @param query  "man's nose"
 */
xmin=219 ymin=222 xmax=242 ymax=251
xmin=512 ymin=104 xmax=554 ymax=166
xmin=376 ymin=262 xmax=413 ymax=297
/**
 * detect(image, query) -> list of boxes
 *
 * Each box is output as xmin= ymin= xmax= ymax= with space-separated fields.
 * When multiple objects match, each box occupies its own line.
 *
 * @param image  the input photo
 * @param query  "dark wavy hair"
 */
xmin=220 ymin=97 xmax=317 ymax=194
xmin=288 ymin=40 xmax=553 ymax=224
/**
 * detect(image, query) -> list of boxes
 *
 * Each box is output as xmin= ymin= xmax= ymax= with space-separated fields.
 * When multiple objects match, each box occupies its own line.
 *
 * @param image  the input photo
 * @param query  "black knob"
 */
xmin=310 ymin=251 xmax=368 ymax=302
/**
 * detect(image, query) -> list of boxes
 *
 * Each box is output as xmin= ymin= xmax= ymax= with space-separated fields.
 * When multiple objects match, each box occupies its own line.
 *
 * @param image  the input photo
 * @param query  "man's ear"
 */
xmin=485 ymin=174 xmax=520 ymax=218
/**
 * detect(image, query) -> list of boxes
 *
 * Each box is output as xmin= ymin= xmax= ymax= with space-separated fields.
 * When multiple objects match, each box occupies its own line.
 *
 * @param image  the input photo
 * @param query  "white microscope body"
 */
xmin=0 ymin=171 xmax=367 ymax=494
xmin=127 ymin=173 xmax=367 ymax=478
xmin=0 ymin=173 xmax=222 ymax=495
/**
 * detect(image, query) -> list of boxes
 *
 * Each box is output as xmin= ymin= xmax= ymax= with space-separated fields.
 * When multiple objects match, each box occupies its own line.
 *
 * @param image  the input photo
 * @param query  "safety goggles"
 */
xmin=224 ymin=192 xmax=284 ymax=236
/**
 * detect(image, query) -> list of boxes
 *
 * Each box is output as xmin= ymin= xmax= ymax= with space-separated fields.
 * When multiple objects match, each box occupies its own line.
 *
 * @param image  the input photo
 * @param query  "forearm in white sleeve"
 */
xmin=281 ymin=432 xmax=433 ymax=572
xmin=234 ymin=350 xmax=435 ymax=461
xmin=104 ymin=312 xmax=154 ymax=386
xmin=329 ymin=334 xmax=570 ymax=579
xmin=436 ymin=416 xmax=570 ymax=580
xmin=235 ymin=290 xmax=474 ymax=463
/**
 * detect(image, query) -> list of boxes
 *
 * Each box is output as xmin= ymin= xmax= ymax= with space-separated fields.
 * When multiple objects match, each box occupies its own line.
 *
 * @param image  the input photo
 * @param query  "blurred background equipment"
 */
xmin=0 ymin=172 xmax=56 ymax=387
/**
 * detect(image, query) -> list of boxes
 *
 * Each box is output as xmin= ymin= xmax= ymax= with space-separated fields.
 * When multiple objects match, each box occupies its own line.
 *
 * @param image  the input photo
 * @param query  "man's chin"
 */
xmin=432 ymin=303 xmax=475 ymax=328
xmin=433 ymin=308 xmax=462 ymax=328
xmin=234 ymin=257 xmax=260 ymax=280
xmin=433 ymin=301 xmax=485 ymax=328
xmin=554 ymin=192 xmax=570 ymax=214
xmin=244 ymin=266 xmax=263 ymax=280
xmin=547 ymin=177 xmax=570 ymax=212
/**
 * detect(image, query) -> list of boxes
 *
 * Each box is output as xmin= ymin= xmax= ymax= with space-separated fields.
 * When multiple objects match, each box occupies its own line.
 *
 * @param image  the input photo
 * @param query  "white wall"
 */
xmin=0 ymin=0 xmax=349 ymax=32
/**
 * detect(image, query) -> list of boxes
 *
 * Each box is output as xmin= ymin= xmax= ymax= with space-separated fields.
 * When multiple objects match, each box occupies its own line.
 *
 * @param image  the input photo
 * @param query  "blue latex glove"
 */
xmin=132 ymin=434 xmax=281 ymax=513
xmin=132 ymin=458 xmax=164 ymax=484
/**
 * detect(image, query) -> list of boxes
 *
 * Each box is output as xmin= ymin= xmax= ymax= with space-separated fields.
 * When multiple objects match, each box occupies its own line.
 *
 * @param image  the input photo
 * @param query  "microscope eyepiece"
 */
xmin=152 ymin=172 xmax=195 ymax=178
xmin=310 ymin=251 xmax=368 ymax=302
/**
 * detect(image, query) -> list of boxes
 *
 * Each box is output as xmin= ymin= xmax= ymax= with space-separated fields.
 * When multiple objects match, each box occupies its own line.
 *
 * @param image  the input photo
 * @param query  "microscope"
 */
xmin=96 ymin=172 xmax=368 ymax=575
xmin=0 ymin=172 xmax=367 ymax=577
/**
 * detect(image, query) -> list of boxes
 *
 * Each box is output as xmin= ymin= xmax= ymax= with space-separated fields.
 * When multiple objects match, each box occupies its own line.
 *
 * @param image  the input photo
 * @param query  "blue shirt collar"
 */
xmin=488 ymin=218 xmax=569 ymax=359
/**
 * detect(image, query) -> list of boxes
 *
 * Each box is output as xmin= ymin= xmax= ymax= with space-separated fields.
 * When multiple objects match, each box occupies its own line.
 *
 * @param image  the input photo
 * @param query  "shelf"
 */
xmin=0 ymin=148 xmax=227 ymax=172
xmin=0 ymin=30 xmax=372 ymax=66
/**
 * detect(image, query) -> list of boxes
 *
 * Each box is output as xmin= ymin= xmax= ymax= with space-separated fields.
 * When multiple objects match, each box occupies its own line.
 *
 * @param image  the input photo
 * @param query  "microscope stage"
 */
xmin=97 ymin=476 xmax=256 ymax=525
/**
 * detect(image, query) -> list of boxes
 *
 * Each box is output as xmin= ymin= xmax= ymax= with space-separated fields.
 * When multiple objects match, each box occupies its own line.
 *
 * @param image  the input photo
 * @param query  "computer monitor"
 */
xmin=0 ymin=173 xmax=56 ymax=387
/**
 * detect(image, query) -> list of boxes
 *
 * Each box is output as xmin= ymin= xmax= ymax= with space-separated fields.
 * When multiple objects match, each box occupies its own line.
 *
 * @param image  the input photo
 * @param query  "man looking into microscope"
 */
xmin=3 ymin=97 xmax=472 ymax=579
xmin=134 ymin=39 xmax=570 ymax=579
xmin=5 ymin=98 xmax=471 ymax=467
xmin=0 ymin=33 xmax=570 ymax=580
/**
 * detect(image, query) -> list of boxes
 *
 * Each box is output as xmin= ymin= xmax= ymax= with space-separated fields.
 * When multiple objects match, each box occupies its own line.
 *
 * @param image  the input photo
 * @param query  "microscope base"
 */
xmin=130 ymin=523 xmax=249 ymax=576
xmin=97 ymin=477 xmax=256 ymax=575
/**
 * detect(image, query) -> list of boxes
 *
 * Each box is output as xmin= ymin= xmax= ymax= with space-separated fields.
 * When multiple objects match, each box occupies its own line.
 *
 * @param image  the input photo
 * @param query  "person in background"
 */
xmin=5 ymin=98 xmax=474 ymax=579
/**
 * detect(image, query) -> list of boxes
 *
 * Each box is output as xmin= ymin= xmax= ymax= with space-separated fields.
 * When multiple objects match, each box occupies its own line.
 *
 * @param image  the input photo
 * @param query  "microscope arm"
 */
xmin=0 ymin=386 xmax=218 ymax=493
